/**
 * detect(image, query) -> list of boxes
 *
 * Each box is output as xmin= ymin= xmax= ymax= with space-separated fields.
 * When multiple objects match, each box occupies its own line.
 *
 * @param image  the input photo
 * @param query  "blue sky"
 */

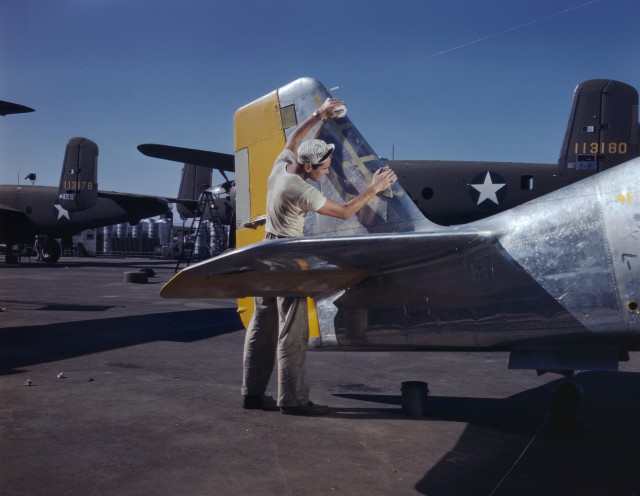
xmin=1 ymin=0 xmax=639 ymax=198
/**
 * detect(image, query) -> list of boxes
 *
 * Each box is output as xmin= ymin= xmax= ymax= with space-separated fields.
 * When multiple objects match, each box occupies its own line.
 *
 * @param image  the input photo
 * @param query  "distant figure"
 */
xmin=34 ymin=235 xmax=44 ymax=261
xmin=242 ymin=98 xmax=397 ymax=416
xmin=25 ymin=173 xmax=36 ymax=185
xmin=77 ymin=242 xmax=88 ymax=257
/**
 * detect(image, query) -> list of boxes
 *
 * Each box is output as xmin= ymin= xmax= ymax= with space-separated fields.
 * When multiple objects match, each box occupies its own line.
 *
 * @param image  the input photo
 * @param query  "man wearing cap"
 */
xmin=242 ymin=97 xmax=397 ymax=416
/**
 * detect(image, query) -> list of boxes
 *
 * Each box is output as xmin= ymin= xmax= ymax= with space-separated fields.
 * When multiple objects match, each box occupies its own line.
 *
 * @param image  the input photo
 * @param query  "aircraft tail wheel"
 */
xmin=41 ymin=238 xmax=61 ymax=263
xmin=550 ymin=379 xmax=585 ymax=434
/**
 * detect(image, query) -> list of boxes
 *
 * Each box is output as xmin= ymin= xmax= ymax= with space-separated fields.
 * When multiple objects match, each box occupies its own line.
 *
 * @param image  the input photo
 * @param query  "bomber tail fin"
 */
xmin=176 ymin=164 xmax=212 ymax=218
xmin=558 ymin=79 xmax=639 ymax=176
xmin=57 ymin=137 xmax=99 ymax=212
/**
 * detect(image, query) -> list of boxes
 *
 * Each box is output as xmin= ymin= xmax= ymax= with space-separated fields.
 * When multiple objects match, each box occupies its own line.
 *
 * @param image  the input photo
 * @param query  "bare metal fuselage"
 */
xmin=162 ymin=77 xmax=640 ymax=373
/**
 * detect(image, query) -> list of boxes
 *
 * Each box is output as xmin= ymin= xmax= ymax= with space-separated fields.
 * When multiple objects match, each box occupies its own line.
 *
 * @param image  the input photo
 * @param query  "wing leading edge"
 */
xmin=137 ymin=144 xmax=235 ymax=172
xmin=160 ymin=230 xmax=493 ymax=299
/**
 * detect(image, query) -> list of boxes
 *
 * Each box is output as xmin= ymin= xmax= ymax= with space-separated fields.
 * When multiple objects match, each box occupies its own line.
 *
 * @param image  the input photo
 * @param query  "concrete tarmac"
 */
xmin=1 ymin=257 xmax=640 ymax=496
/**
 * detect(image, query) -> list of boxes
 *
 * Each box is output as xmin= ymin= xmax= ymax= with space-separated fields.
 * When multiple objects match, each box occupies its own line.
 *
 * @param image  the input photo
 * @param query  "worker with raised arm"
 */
xmin=242 ymin=97 xmax=397 ymax=415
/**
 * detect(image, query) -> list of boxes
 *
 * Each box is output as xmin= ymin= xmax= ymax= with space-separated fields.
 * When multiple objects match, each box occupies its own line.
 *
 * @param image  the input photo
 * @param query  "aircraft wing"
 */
xmin=165 ymin=198 xmax=198 ymax=209
xmin=0 ymin=100 xmax=35 ymax=116
xmin=98 ymin=190 xmax=171 ymax=204
xmin=160 ymin=229 xmax=492 ymax=299
xmin=99 ymin=191 xmax=200 ymax=217
xmin=0 ymin=203 xmax=37 ymax=237
xmin=137 ymin=144 xmax=235 ymax=172
xmin=0 ymin=202 xmax=26 ymax=214
xmin=96 ymin=191 xmax=171 ymax=218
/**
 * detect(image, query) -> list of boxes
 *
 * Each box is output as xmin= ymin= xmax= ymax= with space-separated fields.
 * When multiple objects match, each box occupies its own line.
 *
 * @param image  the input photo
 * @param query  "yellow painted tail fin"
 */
xmin=232 ymin=77 xmax=431 ymax=337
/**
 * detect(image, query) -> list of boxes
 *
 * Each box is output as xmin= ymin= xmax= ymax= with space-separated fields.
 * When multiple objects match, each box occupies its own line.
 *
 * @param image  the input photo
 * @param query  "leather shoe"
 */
xmin=280 ymin=401 xmax=330 ymax=416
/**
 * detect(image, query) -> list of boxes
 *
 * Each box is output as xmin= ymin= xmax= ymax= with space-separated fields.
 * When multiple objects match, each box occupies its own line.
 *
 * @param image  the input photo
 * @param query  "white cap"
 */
xmin=297 ymin=139 xmax=335 ymax=165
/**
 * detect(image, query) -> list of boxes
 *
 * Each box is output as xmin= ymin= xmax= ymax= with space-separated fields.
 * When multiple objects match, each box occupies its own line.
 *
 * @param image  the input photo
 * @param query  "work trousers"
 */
xmin=241 ymin=295 xmax=310 ymax=407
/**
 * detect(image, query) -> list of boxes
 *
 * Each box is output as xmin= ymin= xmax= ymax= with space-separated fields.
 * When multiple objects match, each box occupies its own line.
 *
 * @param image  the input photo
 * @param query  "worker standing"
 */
xmin=241 ymin=98 xmax=397 ymax=415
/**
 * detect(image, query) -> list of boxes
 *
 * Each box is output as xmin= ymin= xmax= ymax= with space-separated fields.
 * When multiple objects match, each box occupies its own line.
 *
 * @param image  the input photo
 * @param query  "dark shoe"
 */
xmin=242 ymin=395 xmax=278 ymax=410
xmin=280 ymin=401 xmax=330 ymax=416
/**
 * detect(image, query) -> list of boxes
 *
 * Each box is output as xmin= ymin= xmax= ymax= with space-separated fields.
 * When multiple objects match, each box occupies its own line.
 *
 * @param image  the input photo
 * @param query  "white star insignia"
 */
xmin=54 ymin=204 xmax=70 ymax=220
xmin=471 ymin=172 xmax=506 ymax=205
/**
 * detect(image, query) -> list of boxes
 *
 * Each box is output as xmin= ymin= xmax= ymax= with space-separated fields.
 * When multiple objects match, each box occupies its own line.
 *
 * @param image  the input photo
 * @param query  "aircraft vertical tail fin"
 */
xmin=57 ymin=137 xmax=99 ymax=212
xmin=558 ymin=79 xmax=639 ymax=176
xmin=176 ymin=164 xmax=212 ymax=218
xmin=233 ymin=77 xmax=437 ymax=248
xmin=232 ymin=78 xmax=440 ymax=330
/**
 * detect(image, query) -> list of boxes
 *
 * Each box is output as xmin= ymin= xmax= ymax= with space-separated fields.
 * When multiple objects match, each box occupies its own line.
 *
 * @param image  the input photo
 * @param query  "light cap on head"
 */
xmin=297 ymin=139 xmax=335 ymax=166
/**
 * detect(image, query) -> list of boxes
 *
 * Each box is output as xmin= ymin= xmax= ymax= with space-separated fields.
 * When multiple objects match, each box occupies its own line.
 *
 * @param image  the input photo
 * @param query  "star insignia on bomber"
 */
xmin=53 ymin=203 xmax=71 ymax=221
xmin=469 ymin=171 xmax=507 ymax=207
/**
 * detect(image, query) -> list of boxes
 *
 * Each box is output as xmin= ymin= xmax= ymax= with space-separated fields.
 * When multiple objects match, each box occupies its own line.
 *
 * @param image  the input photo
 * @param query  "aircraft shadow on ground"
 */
xmin=0 ymin=308 xmax=242 ymax=375
xmin=0 ymin=300 xmax=126 ymax=312
xmin=336 ymin=372 xmax=640 ymax=495
xmin=331 ymin=383 xmax=551 ymax=430
xmin=0 ymin=259 xmax=176 ymax=270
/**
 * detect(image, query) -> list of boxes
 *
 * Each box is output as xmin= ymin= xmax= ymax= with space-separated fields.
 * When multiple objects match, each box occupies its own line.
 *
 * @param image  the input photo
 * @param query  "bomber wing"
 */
xmin=160 ymin=229 xmax=492 ymax=299
xmin=0 ymin=203 xmax=36 ymax=239
xmin=98 ymin=190 xmax=200 ymax=217
xmin=0 ymin=100 xmax=35 ymax=116
xmin=137 ymin=144 xmax=235 ymax=172
xmin=97 ymin=191 xmax=171 ymax=219
xmin=97 ymin=190 xmax=172 ymax=203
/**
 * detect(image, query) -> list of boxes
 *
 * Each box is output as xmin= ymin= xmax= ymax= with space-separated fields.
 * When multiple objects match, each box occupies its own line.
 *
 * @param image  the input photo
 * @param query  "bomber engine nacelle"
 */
xmin=559 ymin=79 xmax=639 ymax=176
xmin=206 ymin=181 xmax=235 ymax=226
xmin=57 ymin=137 xmax=99 ymax=212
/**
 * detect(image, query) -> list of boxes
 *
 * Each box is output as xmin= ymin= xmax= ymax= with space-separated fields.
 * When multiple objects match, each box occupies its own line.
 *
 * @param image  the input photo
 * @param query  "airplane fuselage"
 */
xmin=387 ymin=160 xmax=590 ymax=225
xmin=388 ymin=79 xmax=640 ymax=226
xmin=0 ymin=184 xmax=170 ymax=244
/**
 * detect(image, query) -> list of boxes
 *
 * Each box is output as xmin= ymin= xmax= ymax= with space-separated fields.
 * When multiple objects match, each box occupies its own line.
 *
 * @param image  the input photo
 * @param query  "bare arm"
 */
xmin=284 ymin=98 xmax=345 ymax=153
xmin=317 ymin=167 xmax=397 ymax=219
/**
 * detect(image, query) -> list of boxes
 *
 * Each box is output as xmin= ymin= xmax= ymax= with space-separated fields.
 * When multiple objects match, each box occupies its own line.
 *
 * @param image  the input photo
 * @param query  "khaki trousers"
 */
xmin=241 ymin=296 xmax=310 ymax=407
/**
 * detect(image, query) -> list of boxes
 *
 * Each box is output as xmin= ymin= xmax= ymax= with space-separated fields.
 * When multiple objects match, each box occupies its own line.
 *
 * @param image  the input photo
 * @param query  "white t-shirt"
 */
xmin=265 ymin=149 xmax=327 ymax=238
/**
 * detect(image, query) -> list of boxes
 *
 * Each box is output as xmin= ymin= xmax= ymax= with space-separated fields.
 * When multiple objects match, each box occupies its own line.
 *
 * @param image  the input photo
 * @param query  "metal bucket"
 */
xmin=401 ymin=381 xmax=429 ymax=417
